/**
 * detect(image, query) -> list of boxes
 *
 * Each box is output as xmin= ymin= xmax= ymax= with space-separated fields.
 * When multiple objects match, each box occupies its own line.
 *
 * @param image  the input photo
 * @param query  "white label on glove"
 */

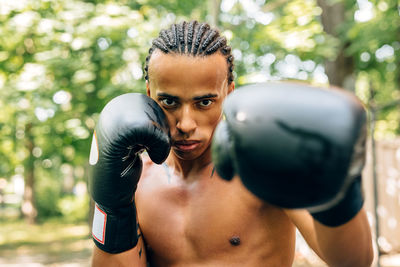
xmin=92 ymin=203 xmax=107 ymax=244
xmin=89 ymin=131 xmax=99 ymax=165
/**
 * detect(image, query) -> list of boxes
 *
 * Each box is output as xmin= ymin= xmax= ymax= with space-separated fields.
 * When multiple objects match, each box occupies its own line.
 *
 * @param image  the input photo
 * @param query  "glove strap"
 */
xmin=92 ymin=203 xmax=138 ymax=253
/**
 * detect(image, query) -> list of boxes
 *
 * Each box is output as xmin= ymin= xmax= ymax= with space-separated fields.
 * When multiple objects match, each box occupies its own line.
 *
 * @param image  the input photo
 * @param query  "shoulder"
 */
xmin=139 ymin=152 xmax=170 ymax=187
xmin=136 ymin=153 xmax=171 ymax=199
xmin=140 ymin=152 xmax=158 ymax=179
xmin=141 ymin=152 xmax=153 ymax=167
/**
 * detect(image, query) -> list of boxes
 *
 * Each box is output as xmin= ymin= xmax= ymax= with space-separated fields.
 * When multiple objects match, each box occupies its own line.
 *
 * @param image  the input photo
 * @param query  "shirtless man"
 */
xmin=88 ymin=21 xmax=373 ymax=266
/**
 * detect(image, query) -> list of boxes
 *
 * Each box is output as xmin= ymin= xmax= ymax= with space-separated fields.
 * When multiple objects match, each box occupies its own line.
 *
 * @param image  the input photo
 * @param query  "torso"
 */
xmin=135 ymin=155 xmax=296 ymax=267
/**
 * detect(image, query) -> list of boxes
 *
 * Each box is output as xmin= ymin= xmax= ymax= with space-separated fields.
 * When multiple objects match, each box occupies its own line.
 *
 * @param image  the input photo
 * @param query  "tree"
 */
xmin=0 ymin=0 xmax=154 ymax=222
xmin=317 ymin=0 xmax=355 ymax=90
xmin=0 ymin=0 xmax=398 ymax=224
xmin=217 ymin=0 xmax=399 ymax=136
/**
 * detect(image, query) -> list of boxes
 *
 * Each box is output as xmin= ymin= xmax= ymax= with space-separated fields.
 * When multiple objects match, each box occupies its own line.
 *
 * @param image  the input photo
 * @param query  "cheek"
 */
xmin=199 ymin=107 xmax=222 ymax=132
xmin=164 ymin=111 xmax=177 ymax=130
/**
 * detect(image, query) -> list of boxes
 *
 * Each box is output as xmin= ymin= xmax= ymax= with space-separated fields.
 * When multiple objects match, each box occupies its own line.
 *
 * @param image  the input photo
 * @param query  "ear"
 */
xmin=227 ymin=81 xmax=235 ymax=95
xmin=146 ymin=80 xmax=151 ymax=97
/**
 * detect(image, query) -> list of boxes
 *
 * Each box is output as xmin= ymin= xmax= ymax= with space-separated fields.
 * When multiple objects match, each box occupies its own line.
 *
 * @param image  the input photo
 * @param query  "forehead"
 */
xmin=148 ymin=50 xmax=228 ymax=96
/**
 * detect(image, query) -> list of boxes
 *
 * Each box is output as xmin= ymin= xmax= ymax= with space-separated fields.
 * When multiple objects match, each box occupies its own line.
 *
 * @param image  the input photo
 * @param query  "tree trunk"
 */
xmin=317 ymin=0 xmax=355 ymax=91
xmin=208 ymin=0 xmax=222 ymax=27
xmin=22 ymin=122 xmax=37 ymax=224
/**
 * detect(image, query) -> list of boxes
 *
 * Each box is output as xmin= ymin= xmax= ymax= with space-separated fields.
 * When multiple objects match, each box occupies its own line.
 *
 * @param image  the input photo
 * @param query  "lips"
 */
xmin=173 ymin=140 xmax=201 ymax=152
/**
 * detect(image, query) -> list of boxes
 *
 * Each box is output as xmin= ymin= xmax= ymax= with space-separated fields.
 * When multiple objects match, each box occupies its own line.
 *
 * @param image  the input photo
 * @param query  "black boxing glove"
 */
xmin=212 ymin=82 xmax=366 ymax=226
xmin=88 ymin=93 xmax=170 ymax=253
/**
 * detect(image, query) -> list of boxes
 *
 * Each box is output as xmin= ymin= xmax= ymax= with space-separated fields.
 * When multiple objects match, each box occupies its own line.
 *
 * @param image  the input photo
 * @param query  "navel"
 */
xmin=229 ymin=236 xmax=241 ymax=246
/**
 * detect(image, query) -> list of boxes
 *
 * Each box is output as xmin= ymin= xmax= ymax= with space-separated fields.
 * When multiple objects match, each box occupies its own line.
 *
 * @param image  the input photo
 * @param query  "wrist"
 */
xmin=92 ymin=203 xmax=138 ymax=253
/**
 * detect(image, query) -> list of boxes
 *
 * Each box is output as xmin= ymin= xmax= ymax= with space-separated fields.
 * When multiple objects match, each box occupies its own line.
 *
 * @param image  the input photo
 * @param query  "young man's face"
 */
xmin=147 ymin=50 xmax=234 ymax=161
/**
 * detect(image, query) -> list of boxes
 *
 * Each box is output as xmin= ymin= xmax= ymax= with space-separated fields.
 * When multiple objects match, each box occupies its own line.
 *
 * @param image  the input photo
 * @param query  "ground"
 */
xmin=0 ymin=220 xmax=398 ymax=267
xmin=0 ymin=220 xmax=92 ymax=267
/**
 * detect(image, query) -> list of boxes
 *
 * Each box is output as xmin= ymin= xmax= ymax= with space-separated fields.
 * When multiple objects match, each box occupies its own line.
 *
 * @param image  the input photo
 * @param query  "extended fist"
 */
xmin=212 ymin=82 xmax=366 ymax=219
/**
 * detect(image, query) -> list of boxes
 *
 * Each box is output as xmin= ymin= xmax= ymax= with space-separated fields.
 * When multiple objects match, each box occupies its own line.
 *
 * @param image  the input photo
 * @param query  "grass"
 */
xmin=0 ymin=219 xmax=92 ymax=266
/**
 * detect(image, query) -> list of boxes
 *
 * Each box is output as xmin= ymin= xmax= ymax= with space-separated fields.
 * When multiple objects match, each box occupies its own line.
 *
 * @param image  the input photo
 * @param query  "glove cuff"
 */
xmin=92 ymin=203 xmax=138 ymax=253
xmin=311 ymin=176 xmax=364 ymax=227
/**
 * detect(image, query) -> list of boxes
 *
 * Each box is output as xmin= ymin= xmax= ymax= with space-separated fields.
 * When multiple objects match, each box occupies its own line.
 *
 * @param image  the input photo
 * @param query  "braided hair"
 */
xmin=144 ymin=20 xmax=234 ymax=84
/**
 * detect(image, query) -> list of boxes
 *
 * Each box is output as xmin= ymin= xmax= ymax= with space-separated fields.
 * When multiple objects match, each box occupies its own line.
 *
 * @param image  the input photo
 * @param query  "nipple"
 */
xmin=229 ymin=236 xmax=241 ymax=246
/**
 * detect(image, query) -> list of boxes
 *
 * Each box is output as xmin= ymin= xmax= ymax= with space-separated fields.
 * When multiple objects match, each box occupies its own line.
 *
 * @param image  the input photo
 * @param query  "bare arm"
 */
xmin=286 ymin=207 xmax=373 ymax=267
xmin=92 ymin=233 xmax=147 ymax=267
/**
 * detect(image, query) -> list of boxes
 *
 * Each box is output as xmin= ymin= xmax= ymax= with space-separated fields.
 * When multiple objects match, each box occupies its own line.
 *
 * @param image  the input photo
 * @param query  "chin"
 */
xmin=173 ymin=150 xmax=200 ymax=161
xmin=173 ymin=147 xmax=208 ymax=161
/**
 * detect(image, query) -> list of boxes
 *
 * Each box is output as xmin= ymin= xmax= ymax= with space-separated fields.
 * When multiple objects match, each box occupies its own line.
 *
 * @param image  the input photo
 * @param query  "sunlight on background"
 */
xmin=355 ymin=0 xmax=375 ymax=22
xmin=0 ymin=0 xmax=399 ymax=266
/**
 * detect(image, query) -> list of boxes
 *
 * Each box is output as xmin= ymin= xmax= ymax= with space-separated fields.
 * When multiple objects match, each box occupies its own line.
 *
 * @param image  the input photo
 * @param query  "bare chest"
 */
xmin=135 ymin=163 xmax=294 ymax=265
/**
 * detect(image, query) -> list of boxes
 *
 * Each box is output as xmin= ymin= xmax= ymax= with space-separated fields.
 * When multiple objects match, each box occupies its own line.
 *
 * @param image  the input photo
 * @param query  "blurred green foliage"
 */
xmin=0 ymin=0 xmax=398 ymax=222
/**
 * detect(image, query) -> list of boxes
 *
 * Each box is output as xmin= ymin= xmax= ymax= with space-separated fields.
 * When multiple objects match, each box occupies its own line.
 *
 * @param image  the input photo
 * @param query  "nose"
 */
xmin=176 ymin=105 xmax=196 ymax=135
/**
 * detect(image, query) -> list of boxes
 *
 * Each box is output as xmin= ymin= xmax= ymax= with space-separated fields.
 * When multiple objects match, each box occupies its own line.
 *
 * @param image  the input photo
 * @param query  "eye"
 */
xmin=161 ymin=98 xmax=177 ymax=107
xmin=198 ymin=99 xmax=213 ymax=107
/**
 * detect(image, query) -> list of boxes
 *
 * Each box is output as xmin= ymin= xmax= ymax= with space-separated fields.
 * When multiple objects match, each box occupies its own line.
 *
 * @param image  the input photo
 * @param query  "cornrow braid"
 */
xmin=145 ymin=20 xmax=235 ymax=84
xmin=177 ymin=21 xmax=186 ymax=53
xmin=199 ymin=29 xmax=217 ymax=54
xmin=206 ymin=37 xmax=226 ymax=55
xmin=159 ymin=30 xmax=172 ymax=49
xmin=192 ymin=23 xmax=209 ymax=55
xmin=186 ymin=20 xmax=197 ymax=53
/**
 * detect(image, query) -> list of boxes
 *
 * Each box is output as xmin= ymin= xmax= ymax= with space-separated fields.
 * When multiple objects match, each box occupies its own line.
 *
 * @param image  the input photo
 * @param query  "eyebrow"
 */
xmin=156 ymin=93 xmax=179 ymax=101
xmin=157 ymin=92 xmax=219 ymax=101
xmin=193 ymin=94 xmax=218 ymax=101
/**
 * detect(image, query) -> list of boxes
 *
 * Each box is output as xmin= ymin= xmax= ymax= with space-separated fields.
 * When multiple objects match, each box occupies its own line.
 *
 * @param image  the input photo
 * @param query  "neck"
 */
xmin=166 ymin=146 xmax=214 ymax=179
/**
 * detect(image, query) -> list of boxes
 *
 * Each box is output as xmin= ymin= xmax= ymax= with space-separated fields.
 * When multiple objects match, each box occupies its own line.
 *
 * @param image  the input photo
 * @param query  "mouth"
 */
xmin=173 ymin=140 xmax=201 ymax=152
